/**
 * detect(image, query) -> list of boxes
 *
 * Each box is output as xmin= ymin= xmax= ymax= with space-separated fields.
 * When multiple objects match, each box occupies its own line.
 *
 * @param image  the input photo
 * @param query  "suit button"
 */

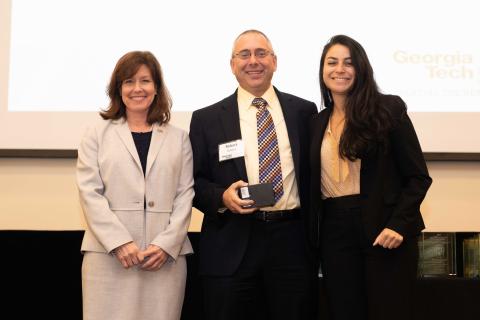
xmin=147 ymin=201 xmax=155 ymax=207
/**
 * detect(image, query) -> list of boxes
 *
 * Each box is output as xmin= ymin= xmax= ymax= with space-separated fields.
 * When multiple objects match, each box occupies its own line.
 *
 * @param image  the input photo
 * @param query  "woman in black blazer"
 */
xmin=309 ymin=35 xmax=432 ymax=320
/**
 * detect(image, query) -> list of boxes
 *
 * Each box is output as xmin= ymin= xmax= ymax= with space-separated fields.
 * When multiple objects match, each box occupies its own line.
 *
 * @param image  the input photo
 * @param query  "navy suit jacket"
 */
xmin=189 ymin=87 xmax=317 ymax=276
xmin=308 ymin=94 xmax=432 ymax=249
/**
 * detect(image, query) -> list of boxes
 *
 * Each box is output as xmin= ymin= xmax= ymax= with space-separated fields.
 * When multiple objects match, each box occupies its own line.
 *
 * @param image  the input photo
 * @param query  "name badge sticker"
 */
xmin=218 ymin=139 xmax=244 ymax=162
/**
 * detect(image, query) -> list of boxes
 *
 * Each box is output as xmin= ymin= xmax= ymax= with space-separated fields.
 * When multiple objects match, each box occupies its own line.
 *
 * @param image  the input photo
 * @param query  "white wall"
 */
xmin=0 ymin=158 xmax=479 ymax=232
xmin=2 ymin=0 xmax=480 ymax=152
xmin=421 ymin=162 xmax=480 ymax=232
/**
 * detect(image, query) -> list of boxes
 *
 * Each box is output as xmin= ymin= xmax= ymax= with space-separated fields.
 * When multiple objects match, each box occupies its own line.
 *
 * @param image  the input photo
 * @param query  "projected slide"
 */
xmin=7 ymin=0 xmax=479 ymax=112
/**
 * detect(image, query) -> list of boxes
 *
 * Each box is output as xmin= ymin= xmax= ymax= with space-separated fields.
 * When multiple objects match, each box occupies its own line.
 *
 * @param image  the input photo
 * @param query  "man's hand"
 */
xmin=222 ymin=180 xmax=257 ymax=214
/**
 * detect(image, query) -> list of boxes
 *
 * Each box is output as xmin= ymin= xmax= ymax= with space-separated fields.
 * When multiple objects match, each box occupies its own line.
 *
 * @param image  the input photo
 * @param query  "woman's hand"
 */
xmin=139 ymin=244 xmax=170 ymax=271
xmin=113 ymin=241 xmax=142 ymax=268
xmin=373 ymin=228 xmax=403 ymax=249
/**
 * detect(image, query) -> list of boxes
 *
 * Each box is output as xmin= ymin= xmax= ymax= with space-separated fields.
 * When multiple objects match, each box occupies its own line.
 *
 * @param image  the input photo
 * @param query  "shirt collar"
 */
xmin=237 ymin=85 xmax=275 ymax=109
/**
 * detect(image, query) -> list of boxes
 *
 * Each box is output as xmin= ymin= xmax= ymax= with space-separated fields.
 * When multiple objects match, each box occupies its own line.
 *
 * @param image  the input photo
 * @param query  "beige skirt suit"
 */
xmin=77 ymin=119 xmax=194 ymax=320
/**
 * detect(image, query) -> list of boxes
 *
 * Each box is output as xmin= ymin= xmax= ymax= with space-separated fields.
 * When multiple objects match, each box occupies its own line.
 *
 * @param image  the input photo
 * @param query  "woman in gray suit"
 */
xmin=77 ymin=51 xmax=194 ymax=320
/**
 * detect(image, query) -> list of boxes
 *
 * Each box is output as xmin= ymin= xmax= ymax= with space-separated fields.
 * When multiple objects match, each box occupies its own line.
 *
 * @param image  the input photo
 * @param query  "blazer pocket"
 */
xmin=110 ymin=200 xmax=144 ymax=211
xmin=146 ymin=202 xmax=173 ymax=213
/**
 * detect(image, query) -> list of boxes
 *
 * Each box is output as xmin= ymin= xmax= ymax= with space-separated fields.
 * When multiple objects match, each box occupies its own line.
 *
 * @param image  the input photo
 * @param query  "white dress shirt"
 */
xmin=237 ymin=85 xmax=300 ymax=211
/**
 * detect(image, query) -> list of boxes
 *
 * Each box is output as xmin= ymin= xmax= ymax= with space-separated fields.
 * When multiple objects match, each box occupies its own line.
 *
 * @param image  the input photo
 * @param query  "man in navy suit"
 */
xmin=189 ymin=29 xmax=318 ymax=320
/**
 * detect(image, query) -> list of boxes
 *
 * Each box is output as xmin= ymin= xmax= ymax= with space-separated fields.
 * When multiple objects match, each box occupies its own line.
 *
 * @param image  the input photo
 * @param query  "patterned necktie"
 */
xmin=252 ymin=97 xmax=284 ymax=202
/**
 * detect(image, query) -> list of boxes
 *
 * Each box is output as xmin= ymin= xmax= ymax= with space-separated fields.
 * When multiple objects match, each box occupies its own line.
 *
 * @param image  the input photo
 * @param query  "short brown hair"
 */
xmin=101 ymin=51 xmax=171 ymax=125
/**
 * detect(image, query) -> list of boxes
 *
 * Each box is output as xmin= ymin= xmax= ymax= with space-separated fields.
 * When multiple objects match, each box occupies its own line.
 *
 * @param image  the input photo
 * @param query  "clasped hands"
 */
xmin=114 ymin=242 xmax=169 ymax=271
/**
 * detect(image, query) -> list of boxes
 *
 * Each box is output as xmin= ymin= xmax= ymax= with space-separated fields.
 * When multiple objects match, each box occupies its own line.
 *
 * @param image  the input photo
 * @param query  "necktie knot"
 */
xmin=252 ymin=97 xmax=268 ymax=110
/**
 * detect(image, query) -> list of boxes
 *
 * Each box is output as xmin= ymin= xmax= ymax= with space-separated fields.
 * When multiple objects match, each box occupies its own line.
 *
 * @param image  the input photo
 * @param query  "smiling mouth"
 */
xmin=130 ymin=96 xmax=147 ymax=100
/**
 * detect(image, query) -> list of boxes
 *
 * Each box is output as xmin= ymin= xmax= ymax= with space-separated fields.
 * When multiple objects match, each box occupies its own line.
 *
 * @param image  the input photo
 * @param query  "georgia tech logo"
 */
xmin=393 ymin=51 xmax=474 ymax=79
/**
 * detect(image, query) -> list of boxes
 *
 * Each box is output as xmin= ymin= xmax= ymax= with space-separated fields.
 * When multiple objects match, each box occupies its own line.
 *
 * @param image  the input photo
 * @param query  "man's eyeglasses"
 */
xmin=233 ymin=49 xmax=274 ymax=60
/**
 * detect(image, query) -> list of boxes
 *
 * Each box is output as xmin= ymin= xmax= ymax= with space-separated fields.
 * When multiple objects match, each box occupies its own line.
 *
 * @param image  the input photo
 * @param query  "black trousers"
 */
xmin=321 ymin=195 xmax=418 ymax=320
xmin=202 ymin=219 xmax=317 ymax=320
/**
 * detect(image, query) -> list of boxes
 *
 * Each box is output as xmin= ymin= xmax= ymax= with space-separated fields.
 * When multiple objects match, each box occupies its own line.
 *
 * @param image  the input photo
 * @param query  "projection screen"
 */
xmin=1 ymin=0 xmax=479 ymax=154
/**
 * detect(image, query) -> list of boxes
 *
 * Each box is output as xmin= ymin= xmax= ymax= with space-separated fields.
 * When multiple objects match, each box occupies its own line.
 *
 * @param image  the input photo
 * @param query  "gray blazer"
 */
xmin=77 ymin=118 xmax=194 ymax=259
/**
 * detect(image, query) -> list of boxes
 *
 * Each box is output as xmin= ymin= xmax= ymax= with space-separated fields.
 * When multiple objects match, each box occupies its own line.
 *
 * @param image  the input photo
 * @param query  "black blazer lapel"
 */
xmin=308 ymin=108 xmax=331 ymax=248
xmin=310 ymin=108 xmax=331 ymax=194
xmin=218 ymin=91 xmax=248 ymax=181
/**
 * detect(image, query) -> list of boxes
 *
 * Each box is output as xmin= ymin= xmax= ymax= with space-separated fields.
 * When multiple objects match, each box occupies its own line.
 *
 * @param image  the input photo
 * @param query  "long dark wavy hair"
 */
xmin=101 ymin=51 xmax=171 ymax=125
xmin=319 ymin=35 xmax=394 ymax=160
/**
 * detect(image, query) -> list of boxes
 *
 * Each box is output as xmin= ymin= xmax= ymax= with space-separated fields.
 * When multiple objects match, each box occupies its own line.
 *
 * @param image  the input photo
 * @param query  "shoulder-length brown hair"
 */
xmin=101 ymin=51 xmax=171 ymax=125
